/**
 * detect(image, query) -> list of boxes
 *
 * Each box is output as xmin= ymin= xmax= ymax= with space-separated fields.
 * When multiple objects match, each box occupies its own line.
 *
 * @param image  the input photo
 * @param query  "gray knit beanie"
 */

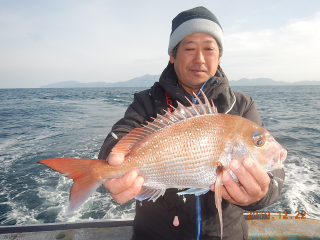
xmin=168 ymin=6 xmax=224 ymax=55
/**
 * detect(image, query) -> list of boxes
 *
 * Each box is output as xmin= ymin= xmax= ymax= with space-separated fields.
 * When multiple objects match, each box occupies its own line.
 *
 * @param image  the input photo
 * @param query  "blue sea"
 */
xmin=0 ymin=86 xmax=319 ymax=226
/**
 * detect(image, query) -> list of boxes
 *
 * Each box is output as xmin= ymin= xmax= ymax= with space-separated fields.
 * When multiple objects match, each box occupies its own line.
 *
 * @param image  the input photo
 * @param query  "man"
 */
xmin=99 ymin=6 xmax=285 ymax=240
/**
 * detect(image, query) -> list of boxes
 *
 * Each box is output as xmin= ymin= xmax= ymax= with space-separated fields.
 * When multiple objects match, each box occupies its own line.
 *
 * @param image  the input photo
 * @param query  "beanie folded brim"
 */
xmin=168 ymin=6 xmax=224 ymax=56
xmin=168 ymin=18 xmax=224 ymax=55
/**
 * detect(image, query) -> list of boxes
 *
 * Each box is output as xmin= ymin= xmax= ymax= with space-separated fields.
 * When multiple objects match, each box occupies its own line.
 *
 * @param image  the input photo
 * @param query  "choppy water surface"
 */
xmin=0 ymin=86 xmax=319 ymax=225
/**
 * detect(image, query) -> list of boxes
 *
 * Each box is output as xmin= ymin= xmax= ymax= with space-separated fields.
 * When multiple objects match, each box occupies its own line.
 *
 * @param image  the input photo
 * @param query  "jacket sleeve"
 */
xmin=233 ymin=91 xmax=285 ymax=210
xmin=240 ymin=169 xmax=285 ymax=211
xmin=233 ymin=91 xmax=265 ymax=129
xmin=98 ymin=90 xmax=153 ymax=160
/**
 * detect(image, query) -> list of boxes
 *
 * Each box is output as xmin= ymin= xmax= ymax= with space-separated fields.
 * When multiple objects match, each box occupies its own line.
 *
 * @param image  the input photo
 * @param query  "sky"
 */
xmin=1 ymin=0 xmax=320 ymax=88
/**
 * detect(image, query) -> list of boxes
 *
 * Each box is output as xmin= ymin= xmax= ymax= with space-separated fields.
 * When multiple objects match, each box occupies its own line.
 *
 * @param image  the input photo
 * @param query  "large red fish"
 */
xmin=39 ymin=91 xmax=286 ymax=238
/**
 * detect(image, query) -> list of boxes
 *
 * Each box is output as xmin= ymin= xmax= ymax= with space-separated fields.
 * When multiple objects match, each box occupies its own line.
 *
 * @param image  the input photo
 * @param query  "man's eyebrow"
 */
xmin=204 ymin=40 xmax=216 ymax=43
xmin=182 ymin=40 xmax=196 ymax=45
xmin=182 ymin=40 xmax=217 ymax=45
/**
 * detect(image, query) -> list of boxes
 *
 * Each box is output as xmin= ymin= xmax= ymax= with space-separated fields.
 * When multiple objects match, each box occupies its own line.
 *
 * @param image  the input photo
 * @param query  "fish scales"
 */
xmin=112 ymin=114 xmax=240 ymax=189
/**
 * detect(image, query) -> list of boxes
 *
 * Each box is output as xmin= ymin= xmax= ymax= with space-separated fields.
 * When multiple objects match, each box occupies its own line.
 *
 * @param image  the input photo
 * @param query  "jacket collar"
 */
xmin=158 ymin=62 xmax=234 ymax=113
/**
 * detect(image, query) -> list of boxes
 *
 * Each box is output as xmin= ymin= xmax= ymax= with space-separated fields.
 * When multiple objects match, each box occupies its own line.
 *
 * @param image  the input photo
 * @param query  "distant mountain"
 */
xmin=110 ymin=74 xmax=160 ymax=87
xmin=229 ymin=78 xmax=288 ymax=86
xmin=288 ymin=80 xmax=320 ymax=85
xmin=41 ymin=74 xmax=160 ymax=88
xmin=229 ymin=78 xmax=320 ymax=86
xmin=41 ymin=81 xmax=113 ymax=88
xmin=41 ymin=75 xmax=320 ymax=88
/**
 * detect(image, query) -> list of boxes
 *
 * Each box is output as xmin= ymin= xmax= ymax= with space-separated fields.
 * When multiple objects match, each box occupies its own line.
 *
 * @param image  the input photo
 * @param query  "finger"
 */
xmin=210 ymin=183 xmax=240 ymax=205
xmin=110 ymin=176 xmax=144 ymax=204
xmin=220 ymin=170 xmax=250 ymax=205
xmin=229 ymin=159 xmax=261 ymax=197
xmin=243 ymin=158 xmax=270 ymax=192
xmin=106 ymin=152 xmax=125 ymax=166
xmin=103 ymin=170 xmax=138 ymax=195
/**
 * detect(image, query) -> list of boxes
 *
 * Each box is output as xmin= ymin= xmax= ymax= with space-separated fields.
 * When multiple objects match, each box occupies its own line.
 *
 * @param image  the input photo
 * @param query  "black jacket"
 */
xmin=98 ymin=63 xmax=285 ymax=240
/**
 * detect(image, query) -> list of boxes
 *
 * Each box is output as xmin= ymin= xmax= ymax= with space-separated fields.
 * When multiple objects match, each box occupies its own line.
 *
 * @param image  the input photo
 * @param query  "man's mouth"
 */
xmin=191 ymin=69 xmax=205 ymax=73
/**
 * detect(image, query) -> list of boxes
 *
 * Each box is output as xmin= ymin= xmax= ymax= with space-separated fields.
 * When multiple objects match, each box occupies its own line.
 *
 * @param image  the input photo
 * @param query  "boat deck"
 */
xmin=0 ymin=214 xmax=319 ymax=240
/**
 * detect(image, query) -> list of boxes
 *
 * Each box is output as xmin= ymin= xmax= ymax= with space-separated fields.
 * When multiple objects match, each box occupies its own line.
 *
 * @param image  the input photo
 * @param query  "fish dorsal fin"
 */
xmin=111 ymin=127 xmax=153 ymax=154
xmin=164 ymin=89 xmax=218 ymax=120
xmin=111 ymin=90 xmax=217 ymax=155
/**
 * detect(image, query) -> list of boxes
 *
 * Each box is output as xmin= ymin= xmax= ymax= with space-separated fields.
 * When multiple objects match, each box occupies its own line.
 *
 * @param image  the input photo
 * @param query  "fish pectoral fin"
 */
xmin=135 ymin=188 xmax=166 ymax=202
xmin=177 ymin=187 xmax=210 ymax=196
xmin=267 ymin=172 xmax=284 ymax=183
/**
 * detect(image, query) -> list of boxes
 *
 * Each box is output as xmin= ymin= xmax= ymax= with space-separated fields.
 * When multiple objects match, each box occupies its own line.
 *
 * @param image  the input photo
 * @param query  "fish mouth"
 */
xmin=274 ymin=148 xmax=287 ymax=169
xmin=279 ymin=148 xmax=287 ymax=164
xmin=272 ymin=147 xmax=287 ymax=169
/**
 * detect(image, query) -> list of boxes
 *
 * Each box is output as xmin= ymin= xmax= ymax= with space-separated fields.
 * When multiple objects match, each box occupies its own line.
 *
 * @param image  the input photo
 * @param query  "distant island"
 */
xmin=229 ymin=78 xmax=320 ymax=86
xmin=41 ymin=75 xmax=320 ymax=88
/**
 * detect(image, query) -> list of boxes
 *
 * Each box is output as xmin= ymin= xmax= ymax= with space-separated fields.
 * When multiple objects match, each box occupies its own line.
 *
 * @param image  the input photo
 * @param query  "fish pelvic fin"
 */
xmin=215 ymin=167 xmax=224 ymax=239
xmin=135 ymin=188 xmax=166 ymax=202
xmin=177 ymin=187 xmax=210 ymax=196
xmin=112 ymin=90 xmax=218 ymax=155
xmin=38 ymin=158 xmax=108 ymax=214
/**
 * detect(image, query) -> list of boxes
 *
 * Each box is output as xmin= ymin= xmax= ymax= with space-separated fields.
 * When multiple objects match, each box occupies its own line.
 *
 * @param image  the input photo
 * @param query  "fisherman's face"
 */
xmin=170 ymin=33 xmax=221 ymax=94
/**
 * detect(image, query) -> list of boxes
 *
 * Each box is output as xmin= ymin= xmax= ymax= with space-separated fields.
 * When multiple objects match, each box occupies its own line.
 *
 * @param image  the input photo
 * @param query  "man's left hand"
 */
xmin=210 ymin=158 xmax=270 ymax=206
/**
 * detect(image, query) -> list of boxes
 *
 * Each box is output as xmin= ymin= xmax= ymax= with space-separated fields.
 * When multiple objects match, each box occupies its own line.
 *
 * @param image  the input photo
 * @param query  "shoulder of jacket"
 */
xmin=233 ymin=91 xmax=254 ymax=104
xmin=134 ymin=88 xmax=152 ymax=100
xmin=133 ymin=82 xmax=165 ymax=101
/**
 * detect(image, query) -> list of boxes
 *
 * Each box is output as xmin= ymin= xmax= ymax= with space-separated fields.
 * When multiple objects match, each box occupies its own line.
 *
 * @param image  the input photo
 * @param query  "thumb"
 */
xmin=106 ymin=152 xmax=125 ymax=166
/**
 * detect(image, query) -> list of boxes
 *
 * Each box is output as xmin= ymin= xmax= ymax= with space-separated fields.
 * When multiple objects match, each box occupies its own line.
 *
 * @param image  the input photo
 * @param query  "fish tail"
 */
xmin=38 ymin=158 xmax=110 ymax=214
xmin=215 ymin=168 xmax=224 ymax=239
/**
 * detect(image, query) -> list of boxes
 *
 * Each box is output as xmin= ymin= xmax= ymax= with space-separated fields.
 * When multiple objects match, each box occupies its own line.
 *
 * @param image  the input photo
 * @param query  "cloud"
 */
xmin=223 ymin=11 xmax=320 ymax=81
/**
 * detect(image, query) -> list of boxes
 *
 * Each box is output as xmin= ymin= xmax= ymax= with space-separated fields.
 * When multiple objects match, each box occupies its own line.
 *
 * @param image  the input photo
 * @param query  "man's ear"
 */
xmin=169 ymin=53 xmax=175 ymax=64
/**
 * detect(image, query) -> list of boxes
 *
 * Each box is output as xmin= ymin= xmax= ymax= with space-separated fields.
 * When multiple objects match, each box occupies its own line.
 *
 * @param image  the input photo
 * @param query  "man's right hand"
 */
xmin=103 ymin=152 xmax=144 ymax=204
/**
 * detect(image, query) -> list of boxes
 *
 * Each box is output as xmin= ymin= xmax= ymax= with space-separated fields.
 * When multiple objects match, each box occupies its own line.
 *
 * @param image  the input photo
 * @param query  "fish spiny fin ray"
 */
xmin=156 ymin=114 xmax=174 ymax=125
xmin=185 ymin=97 xmax=201 ymax=115
xmin=146 ymin=121 xmax=162 ymax=130
xmin=202 ymin=90 xmax=213 ymax=114
xmin=171 ymin=106 xmax=187 ymax=120
xmin=150 ymin=117 xmax=169 ymax=128
xmin=164 ymin=110 xmax=180 ymax=122
xmin=177 ymin=101 xmax=194 ymax=118
xmin=211 ymin=99 xmax=218 ymax=113
xmin=193 ymin=91 xmax=208 ymax=114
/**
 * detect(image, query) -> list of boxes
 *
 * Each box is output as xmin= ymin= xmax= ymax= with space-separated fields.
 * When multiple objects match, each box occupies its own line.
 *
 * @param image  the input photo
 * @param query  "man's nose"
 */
xmin=194 ymin=49 xmax=205 ymax=64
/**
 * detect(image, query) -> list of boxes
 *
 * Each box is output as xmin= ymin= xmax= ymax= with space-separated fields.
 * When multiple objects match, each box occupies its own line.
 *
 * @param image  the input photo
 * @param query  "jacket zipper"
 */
xmin=196 ymin=196 xmax=201 ymax=240
xmin=225 ymin=91 xmax=236 ymax=114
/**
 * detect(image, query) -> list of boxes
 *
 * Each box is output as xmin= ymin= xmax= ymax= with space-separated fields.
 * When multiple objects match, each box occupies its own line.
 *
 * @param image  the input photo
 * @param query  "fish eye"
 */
xmin=255 ymin=139 xmax=263 ymax=146
xmin=253 ymin=132 xmax=265 ymax=147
